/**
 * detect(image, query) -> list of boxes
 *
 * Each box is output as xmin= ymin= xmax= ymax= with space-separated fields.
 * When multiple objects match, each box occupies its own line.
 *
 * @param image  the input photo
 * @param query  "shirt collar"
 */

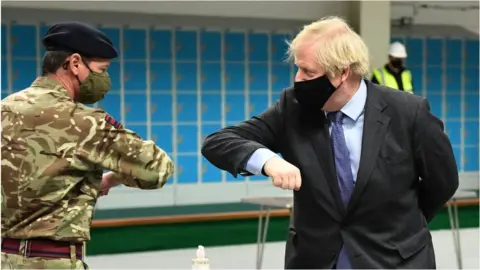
xmin=30 ymin=76 xmax=71 ymax=98
xmin=340 ymin=79 xmax=367 ymax=122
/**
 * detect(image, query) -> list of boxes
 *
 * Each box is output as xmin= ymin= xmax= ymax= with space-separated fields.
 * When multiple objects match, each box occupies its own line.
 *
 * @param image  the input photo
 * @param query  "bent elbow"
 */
xmin=201 ymin=132 xmax=216 ymax=158
xmin=437 ymin=172 xmax=459 ymax=201
xmin=200 ymin=138 xmax=208 ymax=156
xmin=138 ymin=153 xmax=175 ymax=190
xmin=200 ymin=142 xmax=209 ymax=158
xmin=157 ymin=154 xmax=175 ymax=188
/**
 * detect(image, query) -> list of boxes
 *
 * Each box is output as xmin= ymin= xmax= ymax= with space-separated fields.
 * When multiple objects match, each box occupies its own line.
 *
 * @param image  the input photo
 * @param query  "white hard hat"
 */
xmin=388 ymin=42 xmax=407 ymax=58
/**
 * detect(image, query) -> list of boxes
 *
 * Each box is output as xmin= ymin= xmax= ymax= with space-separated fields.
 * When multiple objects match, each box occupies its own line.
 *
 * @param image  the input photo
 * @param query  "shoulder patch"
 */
xmin=105 ymin=114 xmax=123 ymax=129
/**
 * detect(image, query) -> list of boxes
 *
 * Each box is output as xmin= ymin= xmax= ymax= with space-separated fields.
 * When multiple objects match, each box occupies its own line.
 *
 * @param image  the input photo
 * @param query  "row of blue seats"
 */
xmin=172 ymin=155 xmax=272 ymax=184
xmin=2 ymin=24 xmax=292 ymax=62
xmin=123 ymin=121 xmax=477 ymax=151
xmin=169 ymin=145 xmax=479 ymax=183
xmin=391 ymin=37 xmax=479 ymax=67
xmin=1 ymin=91 xmax=478 ymax=122
xmin=2 ymin=24 xmax=479 ymax=66
xmin=163 ymin=148 xmax=480 ymax=184
xmin=2 ymin=59 xmax=479 ymax=93
xmin=1 ymin=59 xmax=294 ymax=92
xmin=95 ymin=92 xmax=480 ymax=122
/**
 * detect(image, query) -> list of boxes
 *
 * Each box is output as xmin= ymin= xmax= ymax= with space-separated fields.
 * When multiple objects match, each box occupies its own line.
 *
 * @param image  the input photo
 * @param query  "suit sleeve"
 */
xmin=73 ymin=110 xmax=175 ymax=190
xmin=413 ymin=98 xmax=459 ymax=222
xmin=201 ymin=90 xmax=286 ymax=177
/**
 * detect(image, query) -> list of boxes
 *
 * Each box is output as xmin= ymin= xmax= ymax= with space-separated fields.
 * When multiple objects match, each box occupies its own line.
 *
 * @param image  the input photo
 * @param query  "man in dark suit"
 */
xmin=201 ymin=16 xmax=458 ymax=269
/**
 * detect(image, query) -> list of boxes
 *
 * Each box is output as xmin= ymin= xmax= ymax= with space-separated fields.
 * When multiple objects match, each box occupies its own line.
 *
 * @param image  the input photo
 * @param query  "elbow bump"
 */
xmin=143 ymin=152 xmax=175 ymax=182
xmin=201 ymin=136 xmax=212 ymax=151
xmin=157 ymin=160 xmax=174 ymax=188
xmin=165 ymin=157 xmax=175 ymax=178
xmin=160 ymin=154 xmax=175 ymax=179
xmin=201 ymin=132 xmax=220 ymax=148
xmin=200 ymin=143 xmax=207 ymax=155
xmin=145 ymin=157 xmax=174 ymax=189
xmin=200 ymin=141 xmax=211 ymax=157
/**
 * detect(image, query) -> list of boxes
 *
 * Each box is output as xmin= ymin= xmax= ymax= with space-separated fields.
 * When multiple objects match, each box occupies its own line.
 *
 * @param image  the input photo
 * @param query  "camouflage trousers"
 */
xmin=1 ymin=252 xmax=88 ymax=269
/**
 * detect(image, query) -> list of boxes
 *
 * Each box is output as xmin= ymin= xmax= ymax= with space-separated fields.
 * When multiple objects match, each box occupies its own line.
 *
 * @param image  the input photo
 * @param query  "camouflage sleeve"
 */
xmin=73 ymin=109 xmax=174 ymax=189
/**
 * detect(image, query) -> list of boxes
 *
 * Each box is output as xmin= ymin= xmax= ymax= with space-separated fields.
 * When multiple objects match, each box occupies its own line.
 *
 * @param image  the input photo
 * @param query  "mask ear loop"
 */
xmin=80 ymin=57 xmax=93 ymax=72
xmin=62 ymin=58 xmax=86 ymax=109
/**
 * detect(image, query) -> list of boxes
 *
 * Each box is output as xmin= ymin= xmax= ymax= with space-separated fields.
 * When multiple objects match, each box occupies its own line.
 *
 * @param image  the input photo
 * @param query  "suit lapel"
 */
xmin=303 ymin=113 xmax=345 ymax=217
xmin=347 ymin=82 xmax=390 ymax=213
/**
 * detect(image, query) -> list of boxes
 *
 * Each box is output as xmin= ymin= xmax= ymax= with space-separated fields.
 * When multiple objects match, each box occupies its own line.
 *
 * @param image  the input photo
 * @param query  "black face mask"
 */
xmin=293 ymin=75 xmax=339 ymax=111
xmin=390 ymin=59 xmax=404 ymax=69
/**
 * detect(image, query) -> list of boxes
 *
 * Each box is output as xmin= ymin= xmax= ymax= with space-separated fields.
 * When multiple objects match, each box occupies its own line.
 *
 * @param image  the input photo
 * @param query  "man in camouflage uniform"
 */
xmin=1 ymin=21 xmax=174 ymax=269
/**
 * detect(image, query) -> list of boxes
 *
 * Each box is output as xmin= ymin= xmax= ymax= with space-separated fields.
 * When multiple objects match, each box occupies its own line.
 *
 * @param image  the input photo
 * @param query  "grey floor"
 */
xmin=87 ymin=228 xmax=479 ymax=269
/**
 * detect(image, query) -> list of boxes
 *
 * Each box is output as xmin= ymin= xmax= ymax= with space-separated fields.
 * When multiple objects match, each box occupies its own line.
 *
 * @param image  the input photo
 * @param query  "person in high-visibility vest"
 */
xmin=371 ymin=42 xmax=414 ymax=93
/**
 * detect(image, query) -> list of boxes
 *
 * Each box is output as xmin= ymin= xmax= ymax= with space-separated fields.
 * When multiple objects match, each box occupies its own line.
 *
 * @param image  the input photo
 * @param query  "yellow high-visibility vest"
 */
xmin=372 ymin=67 xmax=413 ymax=93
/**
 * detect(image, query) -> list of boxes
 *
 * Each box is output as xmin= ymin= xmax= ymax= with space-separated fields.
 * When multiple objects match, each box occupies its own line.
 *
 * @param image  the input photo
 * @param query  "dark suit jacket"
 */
xmin=201 ymin=80 xmax=459 ymax=269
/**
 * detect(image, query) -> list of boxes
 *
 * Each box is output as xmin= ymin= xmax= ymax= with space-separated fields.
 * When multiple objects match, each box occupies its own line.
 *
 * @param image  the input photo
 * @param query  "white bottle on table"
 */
xmin=192 ymin=245 xmax=210 ymax=270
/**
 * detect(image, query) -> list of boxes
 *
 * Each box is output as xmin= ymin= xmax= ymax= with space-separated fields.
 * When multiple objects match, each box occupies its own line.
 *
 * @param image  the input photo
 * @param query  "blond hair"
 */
xmin=287 ymin=16 xmax=371 ymax=78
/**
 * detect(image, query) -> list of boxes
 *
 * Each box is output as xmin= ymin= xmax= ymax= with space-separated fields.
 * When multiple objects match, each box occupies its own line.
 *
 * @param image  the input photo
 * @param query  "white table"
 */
xmin=240 ymin=196 xmax=293 ymax=269
xmin=446 ymin=190 xmax=479 ymax=270
xmin=242 ymin=191 xmax=479 ymax=270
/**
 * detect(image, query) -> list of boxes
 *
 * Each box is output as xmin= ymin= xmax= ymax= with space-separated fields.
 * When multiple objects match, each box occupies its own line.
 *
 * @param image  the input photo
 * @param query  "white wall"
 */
xmin=1 ymin=1 xmax=350 ymax=21
xmin=391 ymin=1 xmax=479 ymax=34
xmin=2 ymin=1 xmax=478 ymax=33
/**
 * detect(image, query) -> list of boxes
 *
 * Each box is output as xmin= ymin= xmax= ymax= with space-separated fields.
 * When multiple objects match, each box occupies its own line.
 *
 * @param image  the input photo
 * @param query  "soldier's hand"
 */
xmin=263 ymin=156 xmax=301 ymax=191
xmin=100 ymin=172 xmax=121 ymax=196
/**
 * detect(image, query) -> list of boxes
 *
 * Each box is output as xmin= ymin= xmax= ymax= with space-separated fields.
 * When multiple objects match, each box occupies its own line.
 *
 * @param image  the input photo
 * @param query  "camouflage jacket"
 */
xmin=1 ymin=77 xmax=174 ymax=242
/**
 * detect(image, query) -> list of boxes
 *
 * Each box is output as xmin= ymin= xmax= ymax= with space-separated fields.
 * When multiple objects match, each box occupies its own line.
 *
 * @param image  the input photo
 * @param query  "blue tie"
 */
xmin=328 ymin=111 xmax=354 ymax=269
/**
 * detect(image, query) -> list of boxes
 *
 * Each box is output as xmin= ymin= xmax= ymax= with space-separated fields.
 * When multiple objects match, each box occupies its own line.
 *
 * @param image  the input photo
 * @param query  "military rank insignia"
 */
xmin=105 ymin=114 xmax=123 ymax=129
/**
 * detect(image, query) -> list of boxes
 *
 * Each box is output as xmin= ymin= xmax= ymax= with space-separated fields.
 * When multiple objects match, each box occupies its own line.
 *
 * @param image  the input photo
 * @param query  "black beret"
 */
xmin=43 ymin=21 xmax=118 ymax=59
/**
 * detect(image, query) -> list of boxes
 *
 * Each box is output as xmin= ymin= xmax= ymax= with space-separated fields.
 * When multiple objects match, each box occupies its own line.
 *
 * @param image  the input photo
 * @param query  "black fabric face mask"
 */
xmin=390 ymin=59 xmax=404 ymax=69
xmin=293 ymin=75 xmax=338 ymax=111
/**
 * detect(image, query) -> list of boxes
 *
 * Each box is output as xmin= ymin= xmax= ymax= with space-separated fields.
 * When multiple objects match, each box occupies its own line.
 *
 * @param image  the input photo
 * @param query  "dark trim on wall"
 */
xmin=88 ymin=205 xmax=479 ymax=255
xmin=1 ymin=7 xmax=308 ymax=31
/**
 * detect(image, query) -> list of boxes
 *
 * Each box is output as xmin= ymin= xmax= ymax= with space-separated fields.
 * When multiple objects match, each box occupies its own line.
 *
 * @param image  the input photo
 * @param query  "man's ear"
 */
xmin=341 ymin=66 xmax=351 ymax=82
xmin=68 ymin=53 xmax=82 ymax=75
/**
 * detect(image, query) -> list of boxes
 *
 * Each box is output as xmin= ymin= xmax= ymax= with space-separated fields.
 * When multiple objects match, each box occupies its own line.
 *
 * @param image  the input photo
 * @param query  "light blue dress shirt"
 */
xmin=245 ymin=80 xmax=367 ymax=182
